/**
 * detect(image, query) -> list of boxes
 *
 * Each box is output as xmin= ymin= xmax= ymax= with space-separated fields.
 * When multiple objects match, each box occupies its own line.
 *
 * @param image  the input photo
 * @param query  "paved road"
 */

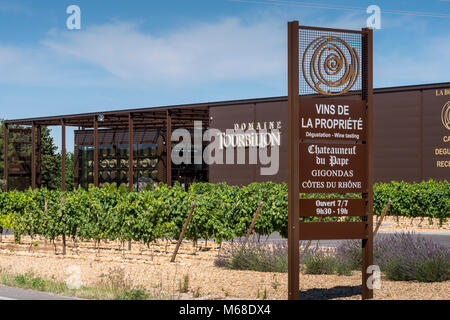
xmin=0 ymin=285 xmax=79 ymax=300
xmin=305 ymin=231 xmax=450 ymax=248
xmin=240 ymin=230 xmax=450 ymax=248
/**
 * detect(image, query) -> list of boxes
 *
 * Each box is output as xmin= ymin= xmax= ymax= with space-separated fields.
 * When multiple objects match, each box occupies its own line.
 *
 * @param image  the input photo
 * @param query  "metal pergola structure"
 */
xmin=3 ymin=104 xmax=209 ymax=192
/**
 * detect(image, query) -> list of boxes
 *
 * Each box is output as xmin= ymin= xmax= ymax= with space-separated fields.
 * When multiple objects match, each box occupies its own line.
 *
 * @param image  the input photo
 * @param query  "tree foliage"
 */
xmin=0 ymin=120 xmax=74 ymax=190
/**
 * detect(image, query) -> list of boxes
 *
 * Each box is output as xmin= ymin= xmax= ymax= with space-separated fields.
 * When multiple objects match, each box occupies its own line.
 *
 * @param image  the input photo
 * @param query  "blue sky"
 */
xmin=0 ymin=0 xmax=449 ymax=151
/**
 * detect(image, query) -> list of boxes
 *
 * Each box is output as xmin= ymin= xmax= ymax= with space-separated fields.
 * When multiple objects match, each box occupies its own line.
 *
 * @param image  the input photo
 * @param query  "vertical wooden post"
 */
xmin=374 ymin=200 xmax=392 ymax=237
xmin=94 ymin=116 xmax=99 ymax=188
xmin=419 ymin=90 xmax=424 ymax=181
xmin=31 ymin=122 xmax=36 ymax=190
xmin=3 ymin=124 xmax=8 ymax=192
xmin=288 ymin=20 xmax=300 ymax=301
xmin=244 ymin=202 xmax=264 ymax=246
xmin=171 ymin=200 xmax=196 ymax=263
xmin=61 ymin=197 xmax=66 ymax=255
xmin=61 ymin=119 xmax=66 ymax=191
xmin=362 ymin=27 xmax=374 ymax=300
xmin=74 ymin=135 xmax=79 ymax=190
xmin=166 ymin=110 xmax=172 ymax=186
xmin=128 ymin=113 xmax=134 ymax=192
xmin=303 ymin=217 xmax=323 ymax=252
xmin=207 ymin=112 xmax=211 ymax=182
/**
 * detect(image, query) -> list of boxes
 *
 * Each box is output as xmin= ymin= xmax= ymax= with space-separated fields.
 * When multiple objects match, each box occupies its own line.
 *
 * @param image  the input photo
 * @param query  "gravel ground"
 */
xmin=0 ymin=235 xmax=448 ymax=300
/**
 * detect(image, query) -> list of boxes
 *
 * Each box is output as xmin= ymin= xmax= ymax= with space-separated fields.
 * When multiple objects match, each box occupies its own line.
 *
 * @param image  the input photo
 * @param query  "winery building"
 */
xmin=3 ymin=82 xmax=450 ymax=191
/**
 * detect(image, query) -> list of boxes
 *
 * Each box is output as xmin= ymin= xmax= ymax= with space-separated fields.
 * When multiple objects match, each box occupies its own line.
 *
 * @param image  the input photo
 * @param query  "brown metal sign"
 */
xmin=299 ymin=142 xmax=367 ymax=193
xmin=300 ymin=98 xmax=366 ymax=141
xmin=299 ymin=198 xmax=366 ymax=217
xmin=288 ymin=21 xmax=373 ymax=300
xmin=299 ymin=222 xmax=367 ymax=240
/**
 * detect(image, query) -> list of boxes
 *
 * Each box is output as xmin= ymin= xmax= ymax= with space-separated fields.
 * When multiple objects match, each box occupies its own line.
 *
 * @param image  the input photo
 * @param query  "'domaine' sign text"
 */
xmin=218 ymin=121 xmax=282 ymax=149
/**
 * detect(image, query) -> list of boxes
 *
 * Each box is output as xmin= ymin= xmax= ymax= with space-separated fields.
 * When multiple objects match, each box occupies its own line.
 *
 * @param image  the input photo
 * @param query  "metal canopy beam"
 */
xmin=61 ymin=119 xmax=66 ymax=191
xmin=31 ymin=122 xmax=36 ymax=190
xmin=166 ymin=110 xmax=172 ymax=186
xmin=4 ymin=105 xmax=210 ymax=128
xmin=3 ymin=124 xmax=8 ymax=192
xmin=128 ymin=113 xmax=134 ymax=191
xmin=94 ymin=116 xmax=99 ymax=187
xmin=3 ymin=104 xmax=209 ymax=192
xmin=37 ymin=125 xmax=42 ymax=187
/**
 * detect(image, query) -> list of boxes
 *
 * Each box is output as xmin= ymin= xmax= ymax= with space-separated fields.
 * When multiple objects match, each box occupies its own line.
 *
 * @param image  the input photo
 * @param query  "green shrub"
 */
xmin=373 ymin=180 xmax=450 ymax=225
xmin=114 ymin=288 xmax=149 ymax=300
xmin=13 ymin=273 xmax=47 ymax=291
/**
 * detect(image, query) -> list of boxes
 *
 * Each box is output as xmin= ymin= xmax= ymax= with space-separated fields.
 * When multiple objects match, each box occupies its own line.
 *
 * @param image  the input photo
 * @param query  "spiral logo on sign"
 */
xmin=442 ymin=101 xmax=450 ymax=130
xmin=302 ymin=36 xmax=360 ymax=96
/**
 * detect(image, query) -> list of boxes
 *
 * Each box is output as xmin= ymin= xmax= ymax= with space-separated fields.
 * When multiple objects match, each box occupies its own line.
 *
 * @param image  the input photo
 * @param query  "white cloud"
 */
xmin=0 ymin=14 xmax=448 ymax=90
xmin=0 ymin=2 xmax=32 ymax=15
xmin=43 ymin=18 xmax=286 ymax=86
xmin=374 ymin=35 xmax=450 ymax=87
xmin=0 ymin=45 xmax=115 ymax=87
xmin=0 ymin=46 xmax=57 ymax=84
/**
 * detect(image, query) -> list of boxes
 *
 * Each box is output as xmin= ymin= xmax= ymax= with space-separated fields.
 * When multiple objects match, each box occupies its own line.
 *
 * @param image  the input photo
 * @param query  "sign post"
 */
xmin=287 ymin=20 xmax=300 ymax=301
xmin=288 ymin=21 xmax=374 ymax=300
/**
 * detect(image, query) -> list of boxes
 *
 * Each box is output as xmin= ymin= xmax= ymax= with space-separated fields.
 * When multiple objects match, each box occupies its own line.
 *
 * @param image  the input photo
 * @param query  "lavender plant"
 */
xmin=337 ymin=232 xmax=450 ymax=282
xmin=375 ymin=232 xmax=449 ymax=282
xmin=336 ymin=239 xmax=362 ymax=270
xmin=215 ymin=241 xmax=353 ymax=275
xmin=214 ymin=241 xmax=289 ymax=273
xmin=216 ymin=232 xmax=449 ymax=282
xmin=301 ymin=248 xmax=351 ymax=275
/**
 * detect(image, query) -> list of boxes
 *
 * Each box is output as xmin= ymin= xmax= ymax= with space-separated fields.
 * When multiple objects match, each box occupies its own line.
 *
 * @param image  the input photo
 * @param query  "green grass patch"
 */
xmin=0 ymin=271 xmax=151 ymax=300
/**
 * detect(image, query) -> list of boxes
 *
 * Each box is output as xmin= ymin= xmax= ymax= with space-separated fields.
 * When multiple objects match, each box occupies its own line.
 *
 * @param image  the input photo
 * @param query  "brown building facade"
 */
xmin=4 ymin=82 xmax=450 ymax=190
xmin=208 ymin=83 xmax=450 ymax=185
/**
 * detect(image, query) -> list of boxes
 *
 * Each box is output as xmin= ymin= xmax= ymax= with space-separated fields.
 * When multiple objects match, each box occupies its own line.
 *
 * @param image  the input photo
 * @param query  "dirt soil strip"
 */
xmin=376 ymin=216 xmax=449 ymax=233
xmin=0 ymin=236 xmax=448 ymax=300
